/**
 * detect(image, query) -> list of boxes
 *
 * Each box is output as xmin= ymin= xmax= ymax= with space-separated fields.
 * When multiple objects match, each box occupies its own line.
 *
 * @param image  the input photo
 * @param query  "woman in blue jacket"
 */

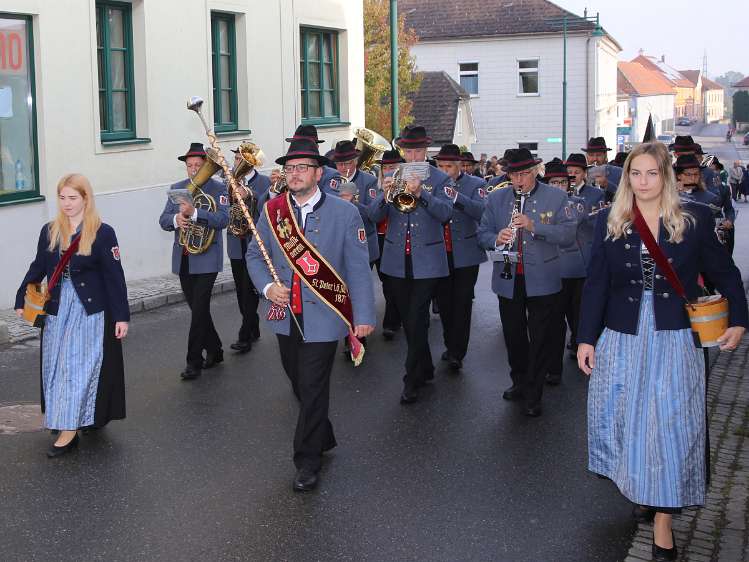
xmin=15 ymin=174 xmax=129 ymax=458
xmin=577 ymin=143 xmax=747 ymax=561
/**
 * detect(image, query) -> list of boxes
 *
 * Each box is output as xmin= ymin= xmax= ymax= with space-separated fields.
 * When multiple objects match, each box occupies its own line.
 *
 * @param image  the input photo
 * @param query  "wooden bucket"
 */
xmin=687 ymin=295 xmax=729 ymax=348
xmin=23 ymin=283 xmax=48 ymax=327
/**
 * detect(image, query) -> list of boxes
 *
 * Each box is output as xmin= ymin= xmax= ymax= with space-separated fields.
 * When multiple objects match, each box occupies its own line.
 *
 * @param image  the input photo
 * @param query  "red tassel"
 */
xmin=347 ymin=331 xmax=365 ymax=367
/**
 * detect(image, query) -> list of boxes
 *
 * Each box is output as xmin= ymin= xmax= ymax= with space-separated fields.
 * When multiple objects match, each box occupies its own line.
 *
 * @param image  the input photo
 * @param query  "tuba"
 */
xmin=179 ymin=148 xmax=221 ymax=254
xmin=228 ymin=141 xmax=263 ymax=237
xmin=354 ymin=127 xmax=390 ymax=173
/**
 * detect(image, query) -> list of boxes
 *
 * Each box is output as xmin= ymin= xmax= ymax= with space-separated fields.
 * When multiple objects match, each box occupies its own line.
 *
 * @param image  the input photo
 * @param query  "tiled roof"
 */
xmin=401 ymin=0 xmax=596 ymax=41
xmin=701 ymin=77 xmax=723 ymax=91
xmin=679 ymin=70 xmax=701 ymax=87
xmin=617 ymin=62 xmax=675 ymax=96
xmin=631 ymin=54 xmax=692 ymax=88
xmin=409 ymin=71 xmax=469 ymax=145
xmin=732 ymin=76 xmax=749 ymax=88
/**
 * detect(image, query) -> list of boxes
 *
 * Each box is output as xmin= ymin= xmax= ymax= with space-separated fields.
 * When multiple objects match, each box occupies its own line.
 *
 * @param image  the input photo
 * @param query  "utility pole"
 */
xmin=390 ymin=0 xmax=399 ymax=138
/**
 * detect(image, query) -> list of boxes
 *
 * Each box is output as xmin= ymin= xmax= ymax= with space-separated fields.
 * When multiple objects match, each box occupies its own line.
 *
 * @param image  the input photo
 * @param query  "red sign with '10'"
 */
xmin=0 ymin=29 xmax=26 ymax=74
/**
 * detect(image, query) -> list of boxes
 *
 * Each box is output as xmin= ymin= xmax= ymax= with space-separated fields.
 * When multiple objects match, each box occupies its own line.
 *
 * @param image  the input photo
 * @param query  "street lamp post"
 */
xmin=390 ymin=0 xmax=399 ymax=138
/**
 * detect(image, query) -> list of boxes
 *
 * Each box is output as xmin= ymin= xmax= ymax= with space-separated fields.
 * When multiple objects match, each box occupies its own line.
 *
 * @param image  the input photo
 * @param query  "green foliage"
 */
xmin=733 ymin=91 xmax=749 ymax=122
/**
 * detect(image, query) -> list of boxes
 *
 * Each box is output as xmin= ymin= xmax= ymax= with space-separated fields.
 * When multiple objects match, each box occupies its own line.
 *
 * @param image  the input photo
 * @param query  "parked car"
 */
xmin=656 ymin=134 xmax=674 ymax=145
xmin=677 ymin=116 xmax=691 ymax=126
xmin=744 ymin=132 xmax=749 ymax=146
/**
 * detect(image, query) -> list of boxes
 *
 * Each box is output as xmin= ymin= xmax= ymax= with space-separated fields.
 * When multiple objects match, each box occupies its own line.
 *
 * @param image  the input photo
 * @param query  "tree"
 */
xmin=715 ymin=71 xmax=746 ymax=118
xmin=363 ymin=0 xmax=422 ymax=139
xmin=733 ymin=91 xmax=749 ymax=123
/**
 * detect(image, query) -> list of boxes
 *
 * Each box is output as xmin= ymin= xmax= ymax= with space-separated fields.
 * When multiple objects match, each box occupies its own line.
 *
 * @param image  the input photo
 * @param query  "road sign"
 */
xmin=546 ymin=137 xmax=562 ymax=143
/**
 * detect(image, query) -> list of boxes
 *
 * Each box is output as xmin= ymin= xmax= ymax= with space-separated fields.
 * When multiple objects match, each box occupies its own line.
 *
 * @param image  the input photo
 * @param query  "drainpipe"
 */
xmin=390 ymin=0 xmax=399 ymax=137
xmin=585 ymin=35 xmax=590 ymax=139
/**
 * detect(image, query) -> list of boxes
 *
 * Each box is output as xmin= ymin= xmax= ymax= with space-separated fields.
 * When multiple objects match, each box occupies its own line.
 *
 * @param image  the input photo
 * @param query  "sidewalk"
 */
xmin=0 ymin=270 xmax=236 ymax=345
xmin=624 ymin=334 xmax=749 ymax=562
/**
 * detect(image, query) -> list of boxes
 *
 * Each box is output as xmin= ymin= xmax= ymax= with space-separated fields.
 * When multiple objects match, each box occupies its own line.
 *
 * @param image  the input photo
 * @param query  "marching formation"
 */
xmin=13 ymin=107 xmax=749 ymax=559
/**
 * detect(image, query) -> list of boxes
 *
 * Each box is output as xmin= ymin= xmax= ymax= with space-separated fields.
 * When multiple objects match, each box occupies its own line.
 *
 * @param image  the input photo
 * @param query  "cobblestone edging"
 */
xmin=624 ymin=335 xmax=749 ymax=562
xmin=0 ymin=270 xmax=236 ymax=345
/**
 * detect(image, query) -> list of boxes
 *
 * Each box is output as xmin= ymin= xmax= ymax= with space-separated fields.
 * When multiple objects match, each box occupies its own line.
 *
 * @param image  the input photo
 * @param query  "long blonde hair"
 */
xmin=48 ymin=174 xmax=102 ymax=255
xmin=607 ymin=142 xmax=692 ymax=243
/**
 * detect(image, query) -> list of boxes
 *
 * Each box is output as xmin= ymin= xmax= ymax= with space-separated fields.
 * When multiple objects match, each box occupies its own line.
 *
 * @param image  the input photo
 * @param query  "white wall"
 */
xmin=633 ymin=94 xmax=676 ymax=140
xmin=1 ymin=0 xmax=364 ymax=305
xmin=410 ymin=32 xmax=619 ymax=162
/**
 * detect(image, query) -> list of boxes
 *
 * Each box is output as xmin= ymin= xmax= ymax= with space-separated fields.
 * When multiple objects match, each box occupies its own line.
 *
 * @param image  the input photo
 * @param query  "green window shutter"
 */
xmin=300 ymin=27 xmax=340 ymax=125
xmin=211 ymin=12 xmax=237 ymax=132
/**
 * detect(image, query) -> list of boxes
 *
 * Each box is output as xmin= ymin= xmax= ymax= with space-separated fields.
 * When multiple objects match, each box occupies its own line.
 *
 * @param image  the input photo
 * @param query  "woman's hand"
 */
xmin=115 ymin=322 xmax=129 ymax=339
xmin=577 ymin=343 xmax=596 ymax=375
xmin=717 ymin=326 xmax=745 ymax=351
xmin=15 ymin=308 xmax=24 ymax=318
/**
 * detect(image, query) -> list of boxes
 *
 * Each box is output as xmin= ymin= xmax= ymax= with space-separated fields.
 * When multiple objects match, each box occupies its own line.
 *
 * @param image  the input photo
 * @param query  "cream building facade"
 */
xmin=0 ymin=0 xmax=365 ymax=305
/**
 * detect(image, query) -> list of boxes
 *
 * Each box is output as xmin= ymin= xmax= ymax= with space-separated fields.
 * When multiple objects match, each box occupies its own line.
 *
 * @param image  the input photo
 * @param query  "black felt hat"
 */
xmin=461 ymin=151 xmax=478 ymax=163
xmin=505 ymin=148 xmax=542 ymax=172
xmin=543 ymin=157 xmax=573 ymax=180
xmin=434 ymin=144 xmax=463 ymax=161
xmin=285 ymin=124 xmax=325 ymax=144
xmin=178 ymin=142 xmax=207 ymax=162
xmin=330 ymin=140 xmax=361 ymax=162
xmin=673 ymin=154 xmax=701 ymax=173
xmin=563 ymin=153 xmax=588 ymax=169
xmin=394 ymin=125 xmax=432 ymax=149
xmin=581 ymin=137 xmax=612 ymax=152
xmin=377 ymin=149 xmax=405 ymax=165
xmin=669 ymin=135 xmax=698 ymax=152
xmin=275 ymin=138 xmax=329 ymax=166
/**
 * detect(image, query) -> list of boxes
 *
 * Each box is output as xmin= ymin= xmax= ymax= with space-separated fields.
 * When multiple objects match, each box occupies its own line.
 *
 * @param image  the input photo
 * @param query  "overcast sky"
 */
xmin=552 ymin=0 xmax=747 ymax=78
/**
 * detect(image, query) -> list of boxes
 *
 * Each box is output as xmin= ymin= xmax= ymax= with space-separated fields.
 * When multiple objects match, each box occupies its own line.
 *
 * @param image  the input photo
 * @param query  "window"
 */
xmin=517 ymin=59 xmax=539 ymax=95
xmin=96 ymin=1 xmax=135 ymax=142
xmin=300 ymin=27 xmax=339 ymax=124
xmin=0 ymin=13 xmax=39 ymax=205
xmin=211 ymin=12 xmax=237 ymax=132
xmin=518 ymin=142 xmax=538 ymax=158
xmin=459 ymin=62 xmax=478 ymax=95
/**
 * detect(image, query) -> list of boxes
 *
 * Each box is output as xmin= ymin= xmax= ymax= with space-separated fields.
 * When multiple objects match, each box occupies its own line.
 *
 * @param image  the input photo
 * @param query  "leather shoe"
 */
xmin=448 ymin=357 xmax=462 ymax=371
xmin=502 ymin=385 xmax=524 ymax=401
xmin=524 ymin=404 xmax=542 ymax=417
xmin=293 ymin=468 xmax=318 ymax=492
xmin=441 ymin=351 xmax=449 ymax=361
xmin=383 ymin=328 xmax=396 ymax=341
xmin=400 ymin=383 xmax=418 ymax=404
xmin=230 ymin=340 xmax=252 ymax=353
xmin=545 ymin=373 xmax=561 ymax=386
xmin=47 ymin=433 xmax=79 ymax=458
xmin=632 ymin=504 xmax=655 ymax=523
xmin=249 ymin=332 xmax=261 ymax=343
xmin=652 ymin=531 xmax=677 ymax=561
xmin=180 ymin=365 xmax=202 ymax=380
xmin=202 ymin=349 xmax=224 ymax=369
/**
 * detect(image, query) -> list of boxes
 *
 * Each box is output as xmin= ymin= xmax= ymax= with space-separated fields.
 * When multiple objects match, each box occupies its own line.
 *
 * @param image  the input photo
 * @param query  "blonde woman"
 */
xmin=15 ymin=174 xmax=129 ymax=458
xmin=577 ymin=142 xmax=747 ymax=561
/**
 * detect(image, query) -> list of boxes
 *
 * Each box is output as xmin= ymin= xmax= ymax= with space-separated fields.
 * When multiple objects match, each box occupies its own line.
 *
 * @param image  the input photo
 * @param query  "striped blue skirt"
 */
xmin=587 ymin=291 xmax=706 ymax=509
xmin=42 ymin=278 xmax=105 ymax=430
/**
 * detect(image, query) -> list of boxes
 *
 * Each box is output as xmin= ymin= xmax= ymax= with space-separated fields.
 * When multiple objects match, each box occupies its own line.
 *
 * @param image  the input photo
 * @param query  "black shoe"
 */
xmin=249 ymin=332 xmax=261 ymax=343
xmin=293 ymin=468 xmax=318 ymax=492
xmin=545 ymin=373 xmax=561 ymax=386
xmin=400 ymin=383 xmax=418 ymax=404
xmin=47 ymin=433 xmax=79 ymax=458
xmin=502 ymin=385 xmax=524 ymax=401
xmin=230 ymin=341 xmax=252 ymax=353
xmin=632 ymin=504 xmax=655 ymax=523
xmin=652 ymin=531 xmax=677 ymax=561
xmin=441 ymin=351 xmax=449 ymax=361
xmin=202 ymin=349 xmax=224 ymax=369
xmin=180 ymin=365 xmax=202 ymax=380
xmin=524 ymin=404 xmax=543 ymax=417
xmin=448 ymin=357 xmax=462 ymax=371
xmin=383 ymin=328 xmax=396 ymax=341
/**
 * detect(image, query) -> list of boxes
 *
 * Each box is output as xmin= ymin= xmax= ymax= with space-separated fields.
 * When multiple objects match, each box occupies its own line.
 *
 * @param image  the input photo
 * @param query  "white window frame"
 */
xmin=458 ymin=61 xmax=479 ymax=97
xmin=517 ymin=58 xmax=540 ymax=97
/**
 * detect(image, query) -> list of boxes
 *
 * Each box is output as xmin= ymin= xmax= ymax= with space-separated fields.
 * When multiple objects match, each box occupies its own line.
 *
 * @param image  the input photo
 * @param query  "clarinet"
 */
xmin=500 ymin=189 xmax=524 ymax=280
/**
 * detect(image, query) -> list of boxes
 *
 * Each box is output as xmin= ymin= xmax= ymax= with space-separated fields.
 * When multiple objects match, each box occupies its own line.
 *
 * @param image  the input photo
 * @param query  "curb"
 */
xmin=0 ymin=321 xmax=8 ymax=346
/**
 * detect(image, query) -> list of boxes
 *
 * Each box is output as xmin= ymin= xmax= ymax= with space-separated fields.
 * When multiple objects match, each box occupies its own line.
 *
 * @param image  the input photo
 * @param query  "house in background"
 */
xmin=401 ymin=0 xmax=621 ymax=161
xmin=617 ymin=61 xmax=675 ymax=142
xmin=631 ymin=53 xmax=697 ymax=119
xmin=409 ymin=71 xmax=477 ymax=154
xmin=701 ymin=77 xmax=725 ymax=122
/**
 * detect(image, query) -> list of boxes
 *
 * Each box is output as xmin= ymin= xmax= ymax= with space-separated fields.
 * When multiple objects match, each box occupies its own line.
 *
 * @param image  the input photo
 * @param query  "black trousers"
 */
xmin=388 ymin=275 xmax=440 ymax=388
xmin=435 ymin=255 xmax=480 ymax=360
xmin=549 ymin=277 xmax=584 ymax=377
xmin=375 ymin=233 xmax=401 ymax=331
xmin=230 ymin=254 xmax=260 ymax=343
xmin=498 ymin=275 xmax=561 ymax=408
xmin=179 ymin=260 xmax=222 ymax=368
xmin=277 ymin=317 xmax=338 ymax=472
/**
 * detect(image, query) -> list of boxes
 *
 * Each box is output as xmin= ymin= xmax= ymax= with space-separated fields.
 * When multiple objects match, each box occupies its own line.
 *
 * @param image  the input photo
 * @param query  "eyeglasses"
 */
xmin=283 ymin=163 xmax=319 ymax=174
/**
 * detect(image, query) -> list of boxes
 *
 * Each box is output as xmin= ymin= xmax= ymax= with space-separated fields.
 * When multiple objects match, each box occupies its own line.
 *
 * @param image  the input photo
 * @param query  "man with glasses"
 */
xmin=368 ymin=125 xmax=454 ymax=404
xmin=246 ymin=137 xmax=375 ymax=492
xmin=478 ymin=149 xmax=576 ymax=417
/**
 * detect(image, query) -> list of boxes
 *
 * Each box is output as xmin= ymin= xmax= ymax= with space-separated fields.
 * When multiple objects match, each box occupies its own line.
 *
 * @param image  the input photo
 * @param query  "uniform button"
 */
xmin=625 ymin=262 xmax=631 ymax=268
xmin=628 ymin=296 xmax=634 ymax=302
xmin=624 ymin=243 xmax=631 ymax=249
xmin=663 ymin=292 xmax=670 ymax=298
xmin=667 ymin=258 xmax=673 ymax=263
xmin=626 ymin=228 xmax=632 ymax=234
xmin=630 ymin=279 xmax=636 ymax=285
xmin=523 ymin=241 xmax=527 ymax=245
xmin=638 ymin=280 xmax=643 ymax=284
xmin=87 ymin=298 xmax=92 ymax=302
xmin=80 ymin=282 xmax=85 ymax=287
xmin=655 ymin=274 xmax=661 ymax=279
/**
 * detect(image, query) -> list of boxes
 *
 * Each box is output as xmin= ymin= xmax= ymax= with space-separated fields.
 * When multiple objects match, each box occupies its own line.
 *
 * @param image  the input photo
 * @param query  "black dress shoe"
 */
xmin=230 ymin=340 xmax=252 ymax=353
xmin=293 ymin=468 xmax=318 ymax=492
xmin=632 ymin=504 xmax=655 ymax=523
xmin=383 ymin=328 xmax=395 ymax=341
xmin=524 ymin=404 xmax=542 ymax=417
xmin=545 ymin=373 xmax=561 ymax=386
xmin=202 ymin=349 xmax=224 ymax=369
xmin=441 ymin=351 xmax=449 ymax=361
xmin=448 ymin=357 xmax=462 ymax=371
xmin=502 ymin=385 xmax=524 ymax=401
xmin=249 ymin=332 xmax=261 ymax=342
xmin=400 ymin=383 xmax=418 ymax=404
xmin=180 ymin=366 xmax=202 ymax=380
xmin=652 ymin=531 xmax=677 ymax=561
xmin=47 ymin=433 xmax=79 ymax=458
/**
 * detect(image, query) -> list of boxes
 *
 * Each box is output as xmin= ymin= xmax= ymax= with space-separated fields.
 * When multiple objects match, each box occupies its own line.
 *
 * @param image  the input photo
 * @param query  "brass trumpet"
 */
xmin=385 ymin=167 xmax=419 ymax=213
xmin=179 ymin=148 xmax=221 ymax=254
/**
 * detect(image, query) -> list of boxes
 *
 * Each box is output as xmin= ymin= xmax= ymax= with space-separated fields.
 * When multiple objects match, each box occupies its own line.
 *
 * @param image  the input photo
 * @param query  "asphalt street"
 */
xmin=1 ymin=125 xmax=745 ymax=562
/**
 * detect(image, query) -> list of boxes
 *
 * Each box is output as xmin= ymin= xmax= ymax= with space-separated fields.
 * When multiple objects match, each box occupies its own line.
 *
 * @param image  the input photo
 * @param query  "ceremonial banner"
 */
xmin=265 ymin=192 xmax=365 ymax=365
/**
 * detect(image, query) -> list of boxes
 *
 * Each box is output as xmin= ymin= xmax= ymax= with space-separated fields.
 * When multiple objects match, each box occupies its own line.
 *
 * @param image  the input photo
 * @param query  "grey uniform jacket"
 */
xmin=246 ymin=190 xmax=376 ymax=342
xmin=320 ymin=165 xmax=345 ymax=196
xmin=574 ymin=183 xmax=605 ymax=266
xmin=559 ymin=195 xmax=587 ymax=278
xmin=477 ymin=181 xmax=577 ymax=298
xmin=226 ymin=171 xmax=271 ymax=260
xmin=351 ymin=169 xmax=380 ymax=263
xmin=449 ymin=172 xmax=488 ymax=268
xmin=159 ymin=177 xmax=230 ymax=274
xmin=368 ymin=165 xmax=454 ymax=279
